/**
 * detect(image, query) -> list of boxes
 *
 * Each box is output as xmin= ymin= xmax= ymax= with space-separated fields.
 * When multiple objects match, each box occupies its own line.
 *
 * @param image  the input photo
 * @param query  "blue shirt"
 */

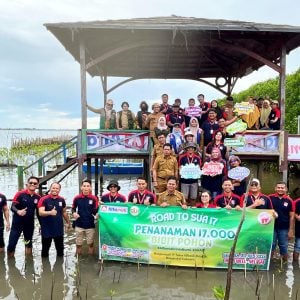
xmin=38 ymin=195 xmax=66 ymax=238
xmin=72 ymin=193 xmax=98 ymax=229
xmin=11 ymin=189 xmax=40 ymax=227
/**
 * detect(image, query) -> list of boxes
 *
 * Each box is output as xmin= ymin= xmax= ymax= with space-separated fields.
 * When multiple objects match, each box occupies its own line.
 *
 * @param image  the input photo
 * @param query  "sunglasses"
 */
xmin=28 ymin=181 xmax=39 ymax=185
xmin=250 ymin=182 xmax=258 ymax=187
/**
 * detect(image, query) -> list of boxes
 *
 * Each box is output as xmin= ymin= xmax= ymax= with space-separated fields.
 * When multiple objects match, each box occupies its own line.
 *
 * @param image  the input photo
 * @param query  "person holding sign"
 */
xmin=214 ymin=180 xmax=241 ymax=209
xmin=228 ymin=155 xmax=247 ymax=196
xmin=240 ymin=96 xmax=260 ymax=130
xmin=128 ymin=177 xmax=156 ymax=205
xmin=157 ymin=176 xmax=187 ymax=209
xmin=201 ymin=148 xmax=227 ymax=198
xmin=178 ymin=142 xmax=202 ymax=206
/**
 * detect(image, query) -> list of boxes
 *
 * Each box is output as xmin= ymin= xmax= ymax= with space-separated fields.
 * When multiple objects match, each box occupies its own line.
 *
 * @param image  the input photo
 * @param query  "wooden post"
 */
xmin=279 ymin=46 xmax=286 ymax=129
xmin=95 ymin=158 xmax=99 ymax=196
xmin=17 ymin=166 xmax=24 ymax=191
xmin=279 ymin=46 xmax=287 ymax=182
xmin=80 ymin=39 xmax=87 ymax=129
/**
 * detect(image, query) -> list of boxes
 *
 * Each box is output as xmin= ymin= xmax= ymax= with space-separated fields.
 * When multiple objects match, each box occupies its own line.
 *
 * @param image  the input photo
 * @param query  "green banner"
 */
xmin=99 ymin=204 xmax=274 ymax=270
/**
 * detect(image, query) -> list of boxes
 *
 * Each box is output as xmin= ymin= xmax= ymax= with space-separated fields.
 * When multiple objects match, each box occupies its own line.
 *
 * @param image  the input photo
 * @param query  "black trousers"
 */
xmin=41 ymin=236 xmax=64 ymax=257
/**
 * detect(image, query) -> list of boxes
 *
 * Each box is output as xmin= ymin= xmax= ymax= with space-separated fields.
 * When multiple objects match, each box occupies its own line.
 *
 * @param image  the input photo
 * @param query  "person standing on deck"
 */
xmin=160 ymin=93 xmax=173 ymax=115
xmin=38 ymin=182 xmax=71 ymax=258
xmin=0 ymin=192 xmax=10 ymax=253
xmin=152 ymin=143 xmax=178 ymax=193
xmin=72 ymin=179 xmax=99 ymax=255
xmin=116 ymin=101 xmax=136 ymax=130
xmin=145 ymin=103 xmax=165 ymax=145
xmin=87 ymin=99 xmax=116 ymax=129
xmin=7 ymin=176 xmax=40 ymax=258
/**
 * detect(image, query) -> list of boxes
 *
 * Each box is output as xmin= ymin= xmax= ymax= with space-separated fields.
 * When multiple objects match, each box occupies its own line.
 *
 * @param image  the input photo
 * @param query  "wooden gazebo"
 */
xmin=45 ymin=16 xmax=300 ymax=182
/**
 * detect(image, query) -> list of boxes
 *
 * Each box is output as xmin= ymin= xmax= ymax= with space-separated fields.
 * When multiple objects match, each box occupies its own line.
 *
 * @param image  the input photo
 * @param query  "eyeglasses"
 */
xmin=106 ymin=104 xmax=113 ymax=107
xmin=230 ymin=159 xmax=238 ymax=163
xmin=250 ymin=182 xmax=258 ymax=187
xmin=28 ymin=181 xmax=39 ymax=185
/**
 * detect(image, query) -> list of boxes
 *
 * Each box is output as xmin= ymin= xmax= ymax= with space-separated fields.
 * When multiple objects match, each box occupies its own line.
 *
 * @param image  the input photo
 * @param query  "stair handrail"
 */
xmin=18 ymin=135 xmax=78 ymax=190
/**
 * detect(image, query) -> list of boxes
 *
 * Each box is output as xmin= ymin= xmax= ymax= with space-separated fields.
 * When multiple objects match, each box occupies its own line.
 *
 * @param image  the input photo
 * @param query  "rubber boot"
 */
xmin=293 ymin=251 xmax=299 ymax=262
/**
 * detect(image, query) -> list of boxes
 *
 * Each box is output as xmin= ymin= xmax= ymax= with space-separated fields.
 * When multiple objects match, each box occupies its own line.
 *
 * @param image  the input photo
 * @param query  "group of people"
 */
xmin=87 ymin=93 xmax=281 ymax=133
xmin=0 ymin=175 xmax=299 ymax=263
xmin=87 ymin=93 xmax=281 ymax=203
xmin=0 ymin=177 xmax=98 ymax=259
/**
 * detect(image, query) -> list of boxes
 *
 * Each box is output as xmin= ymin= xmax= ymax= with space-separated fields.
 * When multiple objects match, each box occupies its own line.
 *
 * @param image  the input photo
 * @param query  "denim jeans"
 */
xmin=294 ymin=237 xmax=300 ymax=253
xmin=272 ymin=228 xmax=288 ymax=255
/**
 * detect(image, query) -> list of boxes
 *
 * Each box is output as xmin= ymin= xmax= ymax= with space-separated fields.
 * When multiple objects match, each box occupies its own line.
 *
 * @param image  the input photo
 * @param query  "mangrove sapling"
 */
xmin=85 ymin=282 xmax=88 ymax=300
xmin=50 ymin=273 xmax=55 ymax=300
xmin=112 ymin=271 xmax=116 ymax=283
xmin=117 ymin=264 xmax=122 ymax=283
xmin=109 ymin=289 xmax=116 ymax=300
xmin=224 ymin=177 xmax=252 ymax=300
xmin=194 ymin=261 xmax=198 ymax=279
xmin=200 ymin=249 xmax=206 ymax=271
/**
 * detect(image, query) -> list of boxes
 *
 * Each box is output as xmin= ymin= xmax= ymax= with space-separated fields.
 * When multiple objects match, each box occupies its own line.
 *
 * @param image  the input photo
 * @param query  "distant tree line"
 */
xmin=230 ymin=68 xmax=300 ymax=133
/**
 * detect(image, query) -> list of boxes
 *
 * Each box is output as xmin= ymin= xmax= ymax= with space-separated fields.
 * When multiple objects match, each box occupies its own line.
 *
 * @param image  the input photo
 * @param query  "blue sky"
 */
xmin=0 ymin=0 xmax=299 ymax=129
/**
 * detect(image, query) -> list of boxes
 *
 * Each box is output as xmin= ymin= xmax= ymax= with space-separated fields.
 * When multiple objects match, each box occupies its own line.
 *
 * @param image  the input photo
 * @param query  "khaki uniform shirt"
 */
xmin=157 ymin=190 xmax=186 ymax=206
xmin=153 ymin=155 xmax=178 ymax=179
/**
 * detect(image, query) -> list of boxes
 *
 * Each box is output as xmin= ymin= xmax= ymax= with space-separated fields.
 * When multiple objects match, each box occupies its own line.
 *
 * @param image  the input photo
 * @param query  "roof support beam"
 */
xmin=80 ymin=39 xmax=87 ymax=129
xmin=217 ymin=41 xmax=282 ymax=73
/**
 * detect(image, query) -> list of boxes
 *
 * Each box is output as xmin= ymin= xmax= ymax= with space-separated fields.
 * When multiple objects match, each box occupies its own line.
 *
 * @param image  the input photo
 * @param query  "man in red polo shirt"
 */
xmin=269 ymin=181 xmax=294 ymax=261
xmin=72 ymin=179 xmax=99 ymax=255
xmin=7 ymin=176 xmax=40 ymax=257
xmin=214 ymin=180 xmax=241 ymax=210
xmin=241 ymin=178 xmax=273 ymax=209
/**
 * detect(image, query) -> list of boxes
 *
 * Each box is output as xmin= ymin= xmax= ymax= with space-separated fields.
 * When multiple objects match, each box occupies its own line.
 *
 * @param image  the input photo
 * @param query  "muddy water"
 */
xmin=1 ymin=167 xmax=300 ymax=299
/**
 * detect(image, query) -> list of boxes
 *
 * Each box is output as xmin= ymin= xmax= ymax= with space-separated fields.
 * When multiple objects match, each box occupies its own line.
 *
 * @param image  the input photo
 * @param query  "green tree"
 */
xmin=229 ymin=68 xmax=300 ymax=133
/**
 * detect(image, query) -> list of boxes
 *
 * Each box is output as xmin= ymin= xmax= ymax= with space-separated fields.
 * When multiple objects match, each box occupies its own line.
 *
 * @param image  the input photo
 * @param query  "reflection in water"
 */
xmin=0 ymin=227 xmax=300 ymax=299
xmin=1 ymin=166 xmax=300 ymax=298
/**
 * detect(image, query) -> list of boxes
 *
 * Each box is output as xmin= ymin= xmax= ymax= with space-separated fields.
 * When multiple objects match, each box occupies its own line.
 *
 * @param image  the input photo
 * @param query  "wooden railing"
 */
xmin=17 ymin=136 xmax=78 ymax=190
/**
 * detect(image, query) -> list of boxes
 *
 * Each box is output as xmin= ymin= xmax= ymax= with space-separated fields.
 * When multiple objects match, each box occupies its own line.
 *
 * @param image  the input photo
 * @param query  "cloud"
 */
xmin=0 ymin=0 xmax=299 ymax=129
xmin=8 ymin=86 xmax=24 ymax=92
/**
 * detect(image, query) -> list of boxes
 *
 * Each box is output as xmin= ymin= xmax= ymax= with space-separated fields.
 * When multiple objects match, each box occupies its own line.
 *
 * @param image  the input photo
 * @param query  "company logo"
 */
xmin=100 ymin=205 xmax=128 ymax=214
xmin=257 ymin=212 xmax=272 ymax=225
xmin=130 ymin=206 xmax=140 ymax=216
